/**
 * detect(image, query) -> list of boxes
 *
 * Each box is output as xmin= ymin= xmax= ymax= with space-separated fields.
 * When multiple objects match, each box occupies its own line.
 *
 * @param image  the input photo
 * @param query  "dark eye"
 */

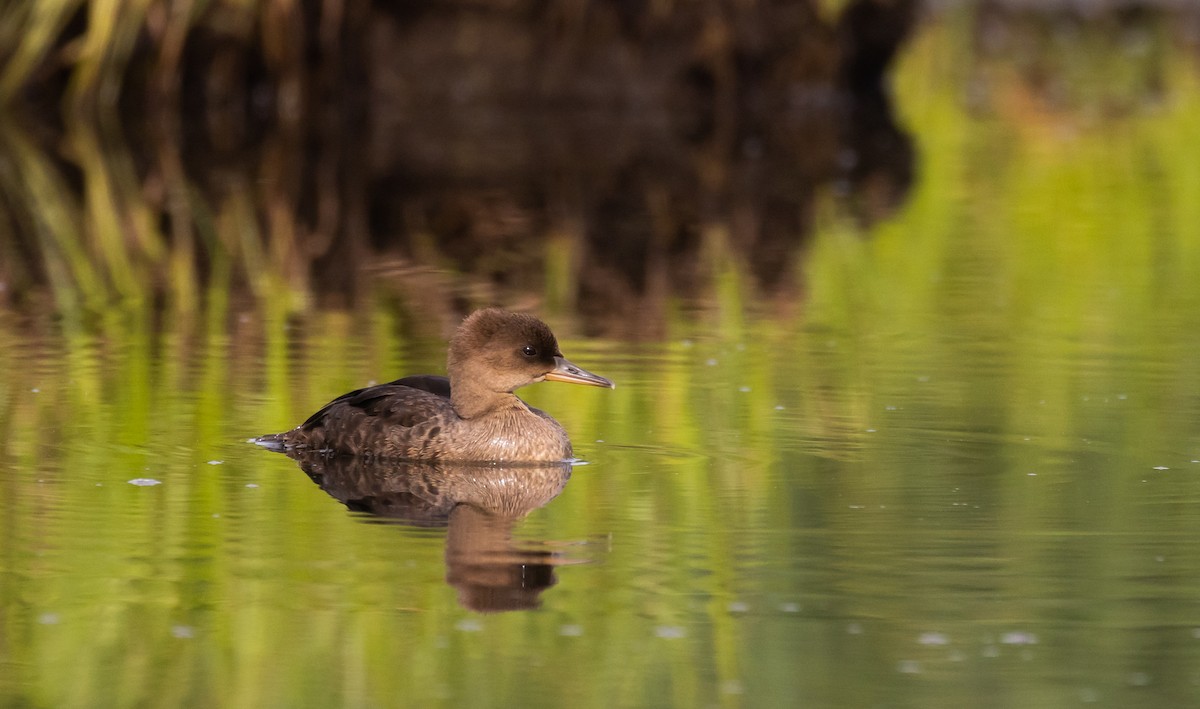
xmin=522 ymin=346 xmax=537 ymax=357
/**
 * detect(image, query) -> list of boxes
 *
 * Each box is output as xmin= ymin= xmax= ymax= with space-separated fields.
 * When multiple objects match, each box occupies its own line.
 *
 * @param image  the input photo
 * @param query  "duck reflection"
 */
xmin=285 ymin=452 xmax=575 ymax=613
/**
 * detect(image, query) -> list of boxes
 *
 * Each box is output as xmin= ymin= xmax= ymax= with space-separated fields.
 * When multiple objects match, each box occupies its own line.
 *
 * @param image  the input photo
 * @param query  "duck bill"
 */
xmin=544 ymin=356 xmax=615 ymax=389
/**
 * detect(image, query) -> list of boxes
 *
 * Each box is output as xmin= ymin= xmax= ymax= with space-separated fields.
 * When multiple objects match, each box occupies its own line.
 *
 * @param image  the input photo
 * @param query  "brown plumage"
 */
xmin=255 ymin=308 xmax=614 ymax=461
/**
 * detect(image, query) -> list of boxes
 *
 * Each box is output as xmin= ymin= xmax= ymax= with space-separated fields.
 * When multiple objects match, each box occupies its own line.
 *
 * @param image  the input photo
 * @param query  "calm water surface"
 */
xmin=4 ymin=297 xmax=1200 ymax=708
xmin=5 ymin=9 xmax=1200 ymax=709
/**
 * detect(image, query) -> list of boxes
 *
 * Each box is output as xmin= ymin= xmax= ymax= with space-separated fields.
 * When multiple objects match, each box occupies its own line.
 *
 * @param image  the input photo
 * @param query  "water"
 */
xmin=5 ymin=5 xmax=1200 ymax=709
xmin=5 ymin=300 xmax=1200 ymax=707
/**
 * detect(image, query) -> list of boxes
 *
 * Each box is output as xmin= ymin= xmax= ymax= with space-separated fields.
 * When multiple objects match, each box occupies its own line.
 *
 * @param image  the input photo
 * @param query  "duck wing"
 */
xmin=299 ymin=376 xmax=450 ymax=429
xmin=301 ymin=381 xmax=447 ymax=431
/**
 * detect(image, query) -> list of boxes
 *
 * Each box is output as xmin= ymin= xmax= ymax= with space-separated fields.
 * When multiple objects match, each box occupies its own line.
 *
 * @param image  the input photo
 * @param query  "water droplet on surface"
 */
xmin=207 ymin=460 xmax=223 ymax=465
xmin=720 ymin=680 xmax=745 ymax=695
xmin=1153 ymin=466 xmax=1169 ymax=471
xmin=559 ymin=625 xmax=584 ymax=637
xmin=779 ymin=602 xmax=801 ymax=613
xmin=897 ymin=660 xmax=921 ymax=674
xmin=37 ymin=613 xmax=60 ymax=625
xmin=727 ymin=601 xmax=749 ymax=614
xmin=918 ymin=632 xmax=949 ymax=646
xmin=738 ymin=386 xmax=751 ymax=393
xmin=128 ymin=478 xmax=162 ymax=486
xmin=245 ymin=483 xmax=259 ymax=488
xmin=847 ymin=622 xmax=863 ymax=635
xmin=455 ymin=619 xmax=483 ymax=633
xmin=655 ymin=626 xmax=686 ymax=639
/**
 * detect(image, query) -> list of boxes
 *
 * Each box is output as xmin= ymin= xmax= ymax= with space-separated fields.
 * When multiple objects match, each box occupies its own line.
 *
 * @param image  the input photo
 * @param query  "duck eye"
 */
xmin=521 ymin=346 xmax=538 ymax=357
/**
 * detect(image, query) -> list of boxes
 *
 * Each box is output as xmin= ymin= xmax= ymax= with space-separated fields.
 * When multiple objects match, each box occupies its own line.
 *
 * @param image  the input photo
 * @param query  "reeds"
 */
xmin=0 ymin=1 xmax=1196 ymax=332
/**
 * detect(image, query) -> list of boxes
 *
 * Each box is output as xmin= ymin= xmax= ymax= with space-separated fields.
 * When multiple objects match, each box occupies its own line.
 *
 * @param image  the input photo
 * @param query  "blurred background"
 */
xmin=3 ymin=1 xmax=1200 ymax=708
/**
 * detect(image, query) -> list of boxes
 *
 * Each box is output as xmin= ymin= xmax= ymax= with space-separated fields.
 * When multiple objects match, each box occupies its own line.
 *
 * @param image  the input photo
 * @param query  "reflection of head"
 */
xmin=444 ymin=503 xmax=561 ymax=613
xmin=449 ymin=554 xmax=558 ymax=613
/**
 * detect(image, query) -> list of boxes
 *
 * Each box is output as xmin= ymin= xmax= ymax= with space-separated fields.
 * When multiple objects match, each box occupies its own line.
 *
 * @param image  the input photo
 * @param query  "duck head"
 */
xmin=447 ymin=309 xmax=613 ymax=414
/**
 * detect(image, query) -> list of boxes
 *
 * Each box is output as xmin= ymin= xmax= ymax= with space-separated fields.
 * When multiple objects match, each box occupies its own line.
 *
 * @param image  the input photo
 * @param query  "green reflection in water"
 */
xmin=3 ymin=12 xmax=1200 ymax=709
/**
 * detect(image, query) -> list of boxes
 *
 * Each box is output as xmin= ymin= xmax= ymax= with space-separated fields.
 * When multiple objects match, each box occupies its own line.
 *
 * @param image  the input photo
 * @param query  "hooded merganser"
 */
xmin=255 ymin=308 xmax=614 ymax=461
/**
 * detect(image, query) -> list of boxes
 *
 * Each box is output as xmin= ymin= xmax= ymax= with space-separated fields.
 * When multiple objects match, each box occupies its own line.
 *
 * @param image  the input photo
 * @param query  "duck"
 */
xmin=255 ymin=308 xmax=614 ymax=461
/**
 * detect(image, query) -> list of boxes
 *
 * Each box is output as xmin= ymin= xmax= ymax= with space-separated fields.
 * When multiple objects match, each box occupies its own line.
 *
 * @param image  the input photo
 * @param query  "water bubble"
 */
xmin=245 ymin=483 xmax=259 ymax=488
xmin=779 ymin=602 xmax=801 ymax=613
xmin=918 ymin=632 xmax=949 ymax=646
xmin=655 ymin=626 xmax=686 ymax=639
xmin=559 ymin=625 xmax=584 ymax=637
xmin=171 ymin=626 xmax=195 ymax=639
xmin=728 ymin=601 xmax=749 ymax=614
xmin=738 ymin=386 xmax=751 ymax=393
xmin=128 ymin=478 xmax=162 ymax=486
xmin=37 ymin=613 xmax=60 ymax=625
xmin=897 ymin=660 xmax=921 ymax=674
xmin=1153 ymin=466 xmax=1169 ymax=471
xmin=455 ymin=619 xmax=483 ymax=633
xmin=1001 ymin=631 xmax=1038 ymax=645
xmin=207 ymin=460 xmax=223 ymax=465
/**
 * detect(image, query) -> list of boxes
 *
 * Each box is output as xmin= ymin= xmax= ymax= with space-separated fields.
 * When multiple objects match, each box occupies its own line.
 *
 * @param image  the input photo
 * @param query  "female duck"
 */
xmin=256 ymin=309 xmax=613 ymax=462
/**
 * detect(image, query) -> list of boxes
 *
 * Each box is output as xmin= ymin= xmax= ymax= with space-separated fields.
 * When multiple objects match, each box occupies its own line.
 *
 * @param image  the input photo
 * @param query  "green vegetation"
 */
xmin=2 ymin=5 xmax=1200 ymax=709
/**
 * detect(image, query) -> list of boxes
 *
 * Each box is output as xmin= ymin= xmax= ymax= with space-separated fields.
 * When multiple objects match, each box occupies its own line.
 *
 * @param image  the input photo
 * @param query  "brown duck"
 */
xmin=255 ymin=308 xmax=613 ymax=461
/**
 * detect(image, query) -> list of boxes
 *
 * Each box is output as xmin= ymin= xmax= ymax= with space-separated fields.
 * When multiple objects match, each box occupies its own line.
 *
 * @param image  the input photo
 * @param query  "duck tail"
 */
xmin=250 ymin=432 xmax=288 ymax=451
